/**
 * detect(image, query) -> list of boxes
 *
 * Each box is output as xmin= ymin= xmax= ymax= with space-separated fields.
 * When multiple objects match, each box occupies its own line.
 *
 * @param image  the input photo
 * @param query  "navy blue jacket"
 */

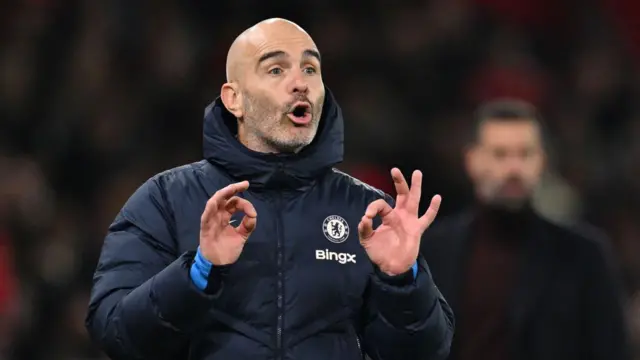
xmin=85 ymin=89 xmax=454 ymax=360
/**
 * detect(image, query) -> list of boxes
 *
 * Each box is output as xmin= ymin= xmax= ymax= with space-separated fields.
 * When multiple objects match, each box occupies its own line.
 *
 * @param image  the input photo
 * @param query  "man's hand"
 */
xmin=358 ymin=168 xmax=441 ymax=276
xmin=200 ymin=181 xmax=257 ymax=265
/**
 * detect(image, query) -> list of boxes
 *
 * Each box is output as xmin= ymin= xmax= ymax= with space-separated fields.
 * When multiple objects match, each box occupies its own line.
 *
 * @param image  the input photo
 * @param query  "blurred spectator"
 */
xmin=421 ymin=99 xmax=630 ymax=360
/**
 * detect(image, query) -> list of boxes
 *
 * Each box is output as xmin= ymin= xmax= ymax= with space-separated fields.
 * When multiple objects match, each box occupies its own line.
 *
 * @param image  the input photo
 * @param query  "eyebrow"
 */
xmin=303 ymin=49 xmax=321 ymax=62
xmin=258 ymin=50 xmax=286 ymax=64
xmin=257 ymin=49 xmax=322 ymax=64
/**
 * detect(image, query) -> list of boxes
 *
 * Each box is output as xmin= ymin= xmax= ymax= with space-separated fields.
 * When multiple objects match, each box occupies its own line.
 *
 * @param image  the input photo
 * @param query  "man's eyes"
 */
xmin=267 ymin=67 xmax=318 ymax=76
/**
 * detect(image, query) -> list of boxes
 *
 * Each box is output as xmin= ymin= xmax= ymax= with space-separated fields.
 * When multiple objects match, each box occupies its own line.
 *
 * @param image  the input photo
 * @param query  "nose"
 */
xmin=289 ymin=71 xmax=309 ymax=94
xmin=505 ymin=159 xmax=525 ymax=177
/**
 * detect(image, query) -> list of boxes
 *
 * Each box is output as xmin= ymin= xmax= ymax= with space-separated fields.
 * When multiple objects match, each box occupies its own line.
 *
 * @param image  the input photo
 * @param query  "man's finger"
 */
xmin=238 ymin=197 xmax=258 ymax=218
xmin=201 ymin=198 xmax=216 ymax=226
xmin=224 ymin=196 xmax=241 ymax=214
xmin=358 ymin=216 xmax=374 ymax=241
xmin=226 ymin=196 xmax=258 ymax=239
xmin=224 ymin=196 xmax=257 ymax=217
xmin=201 ymin=181 xmax=250 ymax=226
xmin=212 ymin=181 xmax=250 ymax=205
xmin=236 ymin=214 xmax=257 ymax=240
xmin=235 ymin=199 xmax=258 ymax=239
xmin=419 ymin=194 xmax=442 ymax=231
xmin=391 ymin=168 xmax=410 ymax=196
xmin=201 ymin=196 xmax=220 ymax=227
xmin=408 ymin=170 xmax=423 ymax=211
xmin=364 ymin=198 xmax=394 ymax=219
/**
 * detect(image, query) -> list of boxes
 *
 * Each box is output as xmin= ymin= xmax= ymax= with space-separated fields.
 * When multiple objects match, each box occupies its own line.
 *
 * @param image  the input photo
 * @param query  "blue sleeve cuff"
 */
xmin=190 ymin=247 xmax=212 ymax=290
xmin=411 ymin=261 xmax=418 ymax=279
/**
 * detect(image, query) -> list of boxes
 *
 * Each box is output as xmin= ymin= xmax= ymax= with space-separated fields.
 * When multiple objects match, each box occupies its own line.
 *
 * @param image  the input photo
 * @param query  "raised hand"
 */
xmin=358 ymin=168 xmax=441 ymax=276
xmin=199 ymin=181 xmax=257 ymax=265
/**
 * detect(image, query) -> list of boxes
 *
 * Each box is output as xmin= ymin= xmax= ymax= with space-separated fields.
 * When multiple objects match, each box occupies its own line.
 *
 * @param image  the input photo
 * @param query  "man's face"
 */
xmin=238 ymin=35 xmax=325 ymax=153
xmin=466 ymin=119 xmax=545 ymax=209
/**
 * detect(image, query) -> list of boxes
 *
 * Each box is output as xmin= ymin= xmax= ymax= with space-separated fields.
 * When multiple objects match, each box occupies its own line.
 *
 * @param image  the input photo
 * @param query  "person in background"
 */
xmin=421 ymin=99 xmax=630 ymax=360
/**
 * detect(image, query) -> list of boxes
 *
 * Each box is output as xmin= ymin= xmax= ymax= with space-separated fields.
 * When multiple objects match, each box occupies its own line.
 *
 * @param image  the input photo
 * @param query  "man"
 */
xmin=86 ymin=18 xmax=454 ymax=360
xmin=421 ymin=99 xmax=630 ymax=360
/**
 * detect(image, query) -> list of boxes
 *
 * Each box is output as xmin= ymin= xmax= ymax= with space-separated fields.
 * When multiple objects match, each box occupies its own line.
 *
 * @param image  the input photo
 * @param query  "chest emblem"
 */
xmin=322 ymin=215 xmax=350 ymax=243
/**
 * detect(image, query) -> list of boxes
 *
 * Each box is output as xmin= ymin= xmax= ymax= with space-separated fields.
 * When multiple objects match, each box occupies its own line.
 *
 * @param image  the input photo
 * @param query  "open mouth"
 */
xmin=287 ymin=102 xmax=312 ymax=125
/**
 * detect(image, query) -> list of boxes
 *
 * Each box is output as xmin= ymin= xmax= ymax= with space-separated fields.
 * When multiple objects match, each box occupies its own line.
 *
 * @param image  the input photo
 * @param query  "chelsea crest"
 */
xmin=323 ymin=215 xmax=350 ymax=243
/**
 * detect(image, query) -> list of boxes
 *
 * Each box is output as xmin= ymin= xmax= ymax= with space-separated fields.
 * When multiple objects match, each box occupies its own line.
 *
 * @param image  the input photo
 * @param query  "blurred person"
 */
xmin=421 ymin=99 xmax=630 ymax=360
xmin=86 ymin=18 xmax=454 ymax=360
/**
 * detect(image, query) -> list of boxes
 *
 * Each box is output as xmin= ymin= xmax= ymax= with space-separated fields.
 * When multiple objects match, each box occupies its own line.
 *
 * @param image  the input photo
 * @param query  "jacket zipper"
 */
xmin=352 ymin=325 xmax=363 ymax=358
xmin=275 ymin=163 xmax=285 ymax=360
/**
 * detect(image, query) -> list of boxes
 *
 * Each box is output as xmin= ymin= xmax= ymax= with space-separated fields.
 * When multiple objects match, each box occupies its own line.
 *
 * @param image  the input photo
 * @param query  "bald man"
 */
xmin=86 ymin=18 xmax=454 ymax=360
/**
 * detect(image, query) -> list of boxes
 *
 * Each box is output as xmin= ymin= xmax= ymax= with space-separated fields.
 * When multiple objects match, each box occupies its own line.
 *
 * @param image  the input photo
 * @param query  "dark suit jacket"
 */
xmin=421 ymin=210 xmax=630 ymax=360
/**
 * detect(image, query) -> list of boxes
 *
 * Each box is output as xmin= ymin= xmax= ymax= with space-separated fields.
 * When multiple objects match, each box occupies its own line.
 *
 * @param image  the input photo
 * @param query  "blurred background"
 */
xmin=1 ymin=0 xmax=640 ymax=359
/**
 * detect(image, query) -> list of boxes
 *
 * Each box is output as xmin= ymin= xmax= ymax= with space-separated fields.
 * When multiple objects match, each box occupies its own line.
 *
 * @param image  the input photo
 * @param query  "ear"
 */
xmin=220 ymin=82 xmax=243 ymax=118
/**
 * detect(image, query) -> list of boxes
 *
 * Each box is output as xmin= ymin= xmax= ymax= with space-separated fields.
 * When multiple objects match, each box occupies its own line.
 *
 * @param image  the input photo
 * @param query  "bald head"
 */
xmin=225 ymin=18 xmax=316 ymax=83
xmin=220 ymin=18 xmax=325 ymax=154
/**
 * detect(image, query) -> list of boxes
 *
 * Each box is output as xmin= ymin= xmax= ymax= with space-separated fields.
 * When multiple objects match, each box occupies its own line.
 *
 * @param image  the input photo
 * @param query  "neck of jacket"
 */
xmin=202 ymin=88 xmax=344 ymax=192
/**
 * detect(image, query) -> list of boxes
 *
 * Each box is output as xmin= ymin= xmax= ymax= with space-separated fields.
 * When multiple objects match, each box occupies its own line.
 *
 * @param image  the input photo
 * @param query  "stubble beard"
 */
xmin=482 ymin=182 xmax=533 ymax=211
xmin=241 ymin=91 xmax=323 ymax=154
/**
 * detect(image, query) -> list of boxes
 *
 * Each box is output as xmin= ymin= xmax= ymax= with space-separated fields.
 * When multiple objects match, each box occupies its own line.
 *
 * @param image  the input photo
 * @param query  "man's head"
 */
xmin=221 ymin=18 xmax=325 ymax=154
xmin=464 ymin=99 xmax=546 ymax=210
